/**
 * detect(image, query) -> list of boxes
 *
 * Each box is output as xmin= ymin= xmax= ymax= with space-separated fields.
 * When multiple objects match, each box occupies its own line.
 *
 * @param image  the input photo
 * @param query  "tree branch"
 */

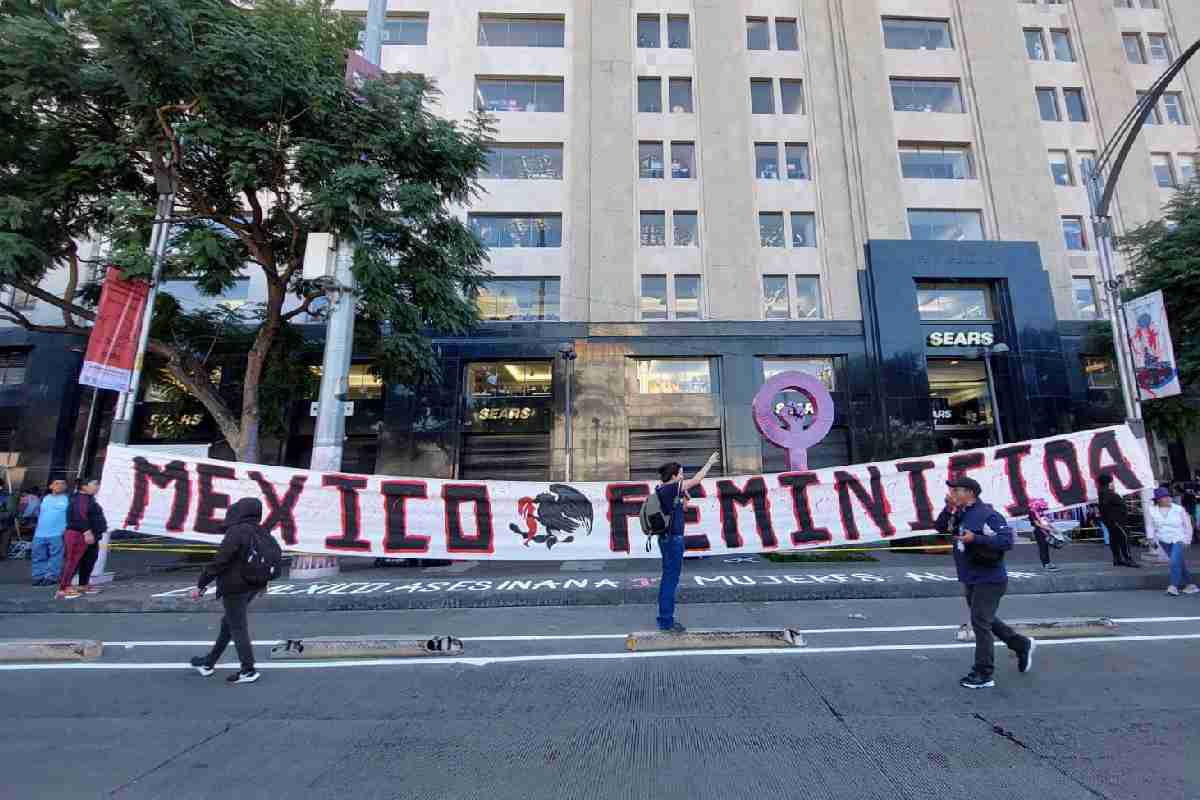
xmin=281 ymin=292 xmax=324 ymax=321
xmin=62 ymin=243 xmax=80 ymax=329
xmin=0 ymin=302 xmax=89 ymax=335
xmin=2 ymin=277 xmax=96 ymax=322
xmin=147 ymin=338 xmax=242 ymax=449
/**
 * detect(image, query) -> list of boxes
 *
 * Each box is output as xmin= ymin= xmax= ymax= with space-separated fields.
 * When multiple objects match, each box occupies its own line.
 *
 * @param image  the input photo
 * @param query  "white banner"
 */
xmin=97 ymin=425 xmax=1152 ymax=561
xmin=1126 ymin=289 xmax=1182 ymax=401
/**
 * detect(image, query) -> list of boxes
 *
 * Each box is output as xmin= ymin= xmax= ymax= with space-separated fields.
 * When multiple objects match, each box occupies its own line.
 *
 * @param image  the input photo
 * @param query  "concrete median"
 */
xmin=626 ymin=628 xmax=805 ymax=652
xmin=955 ymin=617 xmax=1118 ymax=642
xmin=270 ymin=635 xmax=464 ymax=660
xmin=0 ymin=639 xmax=103 ymax=662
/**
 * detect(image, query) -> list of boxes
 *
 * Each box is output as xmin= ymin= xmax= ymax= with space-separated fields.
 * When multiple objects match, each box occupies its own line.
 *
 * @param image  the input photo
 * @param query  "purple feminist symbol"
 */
xmin=752 ymin=371 xmax=835 ymax=472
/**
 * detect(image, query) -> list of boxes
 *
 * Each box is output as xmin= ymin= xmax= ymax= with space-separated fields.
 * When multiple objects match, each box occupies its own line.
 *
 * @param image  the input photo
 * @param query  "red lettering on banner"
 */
xmin=1087 ymin=429 xmax=1144 ymax=491
xmin=124 ymin=457 xmax=190 ymax=531
xmin=947 ymin=451 xmax=986 ymax=485
xmin=777 ymin=472 xmax=831 ymax=545
xmin=834 ymin=466 xmax=896 ymax=540
xmin=382 ymin=480 xmax=430 ymax=553
xmin=323 ymin=475 xmax=371 ymax=552
xmin=682 ymin=484 xmax=711 ymax=552
xmin=994 ymin=444 xmax=1033 ymax=515
xmin=249 ymin=472 xmax=307 ymax=546
xmin=895 ymin=460 xmax=937 ymax=531
xmin=194 ymin=463 xmax=236 ymax=534
xmin=716 ymin=477 xmax=777 ymax=549
xmin=442 ymin=484 xmax=494 ymax=554
xmin=605 ymin=483 xmax=648 ymax=553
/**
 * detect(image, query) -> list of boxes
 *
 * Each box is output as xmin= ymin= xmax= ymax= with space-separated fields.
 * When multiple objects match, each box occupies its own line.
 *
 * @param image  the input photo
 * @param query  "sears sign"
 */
xmin=927 ymin=330 xmax=996 ymax=347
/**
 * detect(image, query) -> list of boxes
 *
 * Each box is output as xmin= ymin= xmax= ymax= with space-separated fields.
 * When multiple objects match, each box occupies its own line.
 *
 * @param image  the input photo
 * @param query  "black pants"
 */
xmin=77 ymin=542 xmax=99 ymax=585
xmin=205 ymin=591 xmax=258 ymax=671
xmin=965 ymin=582 xmax=1026 ymax=678
xmin=1108 ymin=522 xmax=1134 ymax=564
xmin=1034 ymin=529 xmax=1051 ymax=566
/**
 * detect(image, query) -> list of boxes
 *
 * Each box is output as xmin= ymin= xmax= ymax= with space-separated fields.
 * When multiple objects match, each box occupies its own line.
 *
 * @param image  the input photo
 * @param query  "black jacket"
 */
xmin=66 ymin=492 xmax=107 ymax=537
xmin=198 ymin=498 xmax=264 ymax=597
xmin=1097 ymin=487 xmax=1129 ymax=529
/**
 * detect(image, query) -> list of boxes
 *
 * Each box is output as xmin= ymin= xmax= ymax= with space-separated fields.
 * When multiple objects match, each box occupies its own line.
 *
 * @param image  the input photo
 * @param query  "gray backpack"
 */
xmin=639 ymin=484 xmax=682 ymax=551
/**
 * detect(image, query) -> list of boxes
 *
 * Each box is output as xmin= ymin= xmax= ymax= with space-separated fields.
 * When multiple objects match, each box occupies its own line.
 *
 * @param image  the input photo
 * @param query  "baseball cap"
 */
xmin=946 ymin=477 xmax=982 ymax=496
xmin=1153 ymin=487 xmax=1171 ymax=500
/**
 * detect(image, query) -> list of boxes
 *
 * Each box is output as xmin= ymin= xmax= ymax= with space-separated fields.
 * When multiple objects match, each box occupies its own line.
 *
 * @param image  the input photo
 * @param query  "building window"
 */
xmin=160 ymin=278 xmax=250 ymax=310
xmin=640 ymin=211 xmax=666 ymax=247
xmin=483 ymin=144 xmax=563 ymax=180
xmin=668 ymin=15 xmax=690 ymax=49
xmin=469 ymin=214 xmax=562 ymax=248
xmin=776 ymin=18 xmax=800 ymax=51
xmin=671 ymin=142 xmax=696 ymax=179
xmin=1064 ymin=88 xmax=1088 ymax=121
xmin=637 ymin=14 xmax=660 ymax=48
xmin=1122 ymin=33 xmax=1146 ymax=64
xmin=791 ymin=213 xmax=816 ymax=248
xmin=0 ymin=351 xmax=27 ymax=385
xmin=1073 ymin=277 xmax=1100 ymax=320
xmin=1049 ymin=150 xmax=1074 ymax=185
xmin=764 ymin=358 xmax=836 ymax=390
xmin=786 ymin=143 xmax=811 ymax=179
xmin=908 ymin=210 xmax=984 ymax=241
xmin=1062 ymin=216 xmax=1087 ymax=250
xmin=639 ymin=141 xmax=664 ymax=179
xmin=1084 ymin=356 xmax=1116 ymax=389
xmin=467 ymin=361 xmax=552 ymax=398
xmin=780 ymin=79 xmax=804 ymax=114
xmin=1163 ymin=92 xmax=1187 ymax=124
xmin=476 ymin=278 xmax=561 ymax=322
xmin=640 ymin=276 xmax=668 ymax=320
xmin=638 ymin=77 xmax=662 ymax=113
xmin=1151 ymin=153 xmax=1175 ymax=187
xmin=673 ymin=212 xmax=699 ymax=247
xmin=381 ymin=15 xmax=428 ymax=45
xmin=675 ymin=275 xmax=702 ymax=319
xmin=759 ymin=212 xmax=785 ymax=247
xmin=669 ymin=77 xmax=694 ymax=113
xmin=899 ymin=143 xmax=974 ymax=179
xmin=635 ymin=359 xmax=713 ymax=394
xmin=763 ymin=275 xmax=790 ymax=319
xmin=1179 ymin=154 xmax=1196 ymax=185
xmin=7 ymin=287 xmax=36 ymax=309
xmin=755 ymin=142 xmax=780 ymax=179
xmin=1148 ymin=34 xmax=1171 ymax=63
xmin=344 ymin=364 xmax=384 ymax=400
xmin=1079 ymin=150 xmax=1098 ymax=182
xmin=882 ymin=18 xmax=953 ymax=50
xmin=750 ymin=79 xmax=775 ymax=114
xmin=916 ymin=282 xmax=994 ymax=321
xmin=478 ymin=16 xmax=565 ymax=47
xmin=1036 ymin=87 xmax=1061 ymax=121
xmin=1138 ymin=91 xmax=1163 ymax=124
xmin=890 ymin=78 xmax=964 ymax=113
xmin=475 ymin=78 xmax=564 ymax=112
xmin=1052 ymin=30 xmax=1075 ymax=61
xmin=747 ymin=17 xmax=770 ymax=50
xmin=1025 ymin=29 xmax=1048 ymax=61
xmin=795 ymin=276 xmax=823 ymax=319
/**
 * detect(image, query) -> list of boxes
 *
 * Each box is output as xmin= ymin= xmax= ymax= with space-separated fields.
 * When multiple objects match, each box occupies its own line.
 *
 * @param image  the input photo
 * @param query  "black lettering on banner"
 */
xmin=124 ymin=457 xmax=191 ymax=530
xmin=193 ymin=463 xmax=236 ymax=534
xmin=1087 ymin=429 xmax=1143 ymax=491
xmin=994 ymin=444 xmax=1033 ymax=516
xmin=249 ymin=472 xmax=307 ymax=546
xmin=777 ymin=472 xmax=832 ymax=545
xmin=605 ymin=483 xmax=649 ymax=553
xmin=1043 ymin=439 xmax=1087 ymax=507
xmin=895 ymin=460 xmax=937 ymax=531
xmin=323 ymin=475 xmax=371 ymax=552
xmin=834 ymin=467 xmax=896 ymax=540
xmin=716 ymin=478 xmax=777 ymax=549
xmin=442 ymin=484 xmax=494 ymax=554
xmin=683 ymin=484 xmax=711 ymax=552
xmin=382 ymin=480 xmax=430 ymax=553
xmin=947 ymin=451 xmax=986 ymax=485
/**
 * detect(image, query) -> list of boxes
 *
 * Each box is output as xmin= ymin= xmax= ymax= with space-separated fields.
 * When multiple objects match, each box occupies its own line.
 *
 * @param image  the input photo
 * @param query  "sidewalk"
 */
xmin=0 ymin=539 xmax=1175 ymax=613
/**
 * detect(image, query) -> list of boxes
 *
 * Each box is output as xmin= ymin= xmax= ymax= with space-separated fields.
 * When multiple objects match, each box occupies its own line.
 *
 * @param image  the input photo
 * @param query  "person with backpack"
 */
xmin=189 ymin=497 xmax=281 ymax=684
xmin=646 ymin=453 xmax=719 ymax=633
xmin=56 ymin=478 xmax=107 ymax=599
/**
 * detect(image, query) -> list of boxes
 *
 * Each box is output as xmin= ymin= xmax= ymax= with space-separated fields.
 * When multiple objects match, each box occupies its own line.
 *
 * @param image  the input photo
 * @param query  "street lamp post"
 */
xmin=559 ymin=343 xmax=577 ymax=481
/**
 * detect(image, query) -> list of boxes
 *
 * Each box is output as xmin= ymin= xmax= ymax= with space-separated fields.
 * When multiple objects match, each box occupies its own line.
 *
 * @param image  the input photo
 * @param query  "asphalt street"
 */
xmin=2 ymin=590 xmax=1197 ymax=800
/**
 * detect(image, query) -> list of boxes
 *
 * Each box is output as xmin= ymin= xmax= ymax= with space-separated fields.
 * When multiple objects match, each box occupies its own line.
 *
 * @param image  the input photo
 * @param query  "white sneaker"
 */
xmin=226 ymin=670 xmax=260 ymax=684
xmin=1183 ymin=584 xmax=1200 ymax=595
xmin=1166 ymin=585 xmax=1181 ymax=596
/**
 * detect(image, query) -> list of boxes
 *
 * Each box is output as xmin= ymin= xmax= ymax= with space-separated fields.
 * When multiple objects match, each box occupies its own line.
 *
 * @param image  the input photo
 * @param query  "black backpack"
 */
xmin=241 ymin=528 xmax=284 ymax=586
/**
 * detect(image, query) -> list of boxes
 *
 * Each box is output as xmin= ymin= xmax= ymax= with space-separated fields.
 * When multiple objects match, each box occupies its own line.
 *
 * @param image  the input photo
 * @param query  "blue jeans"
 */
xmin=31 ymin=537 xmax=64 ymax=583
xmin=1164 ymin=542 xmax=1194 ymax=588
xmin=1099 ymin=522 xmax=1109 ymax=546
xmin=656 ymin=534 xmax=685 ymax=630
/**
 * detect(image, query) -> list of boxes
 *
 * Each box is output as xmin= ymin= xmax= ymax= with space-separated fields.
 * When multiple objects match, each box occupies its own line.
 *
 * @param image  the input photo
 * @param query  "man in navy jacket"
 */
xmin=936 ymin=477 xmax=1036 ymax=689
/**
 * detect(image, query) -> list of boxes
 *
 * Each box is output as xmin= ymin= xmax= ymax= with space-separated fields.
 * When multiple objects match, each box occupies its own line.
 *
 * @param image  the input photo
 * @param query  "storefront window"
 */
xmin=346 ymin=365 xmax=383 ymax=400
xmin=928 ymin=359 xmax=994 ymax=447
xmin=467 ymin=362 xmax=552 ymax=398
xmin=1083 ymin=356 xmax=1116 ymax=389
xmin=763 ymin=358 xmax=835 ymax=390
xmin=635 ymin=359 xmax=713 ymax=394
xmin=476 ymin=278 xmax=561 ymax=321
xmin=916 ymin=282 xmax=994 ymax=321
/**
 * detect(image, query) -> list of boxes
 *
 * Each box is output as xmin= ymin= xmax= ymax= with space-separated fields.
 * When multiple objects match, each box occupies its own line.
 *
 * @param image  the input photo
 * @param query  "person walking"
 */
xmin=57 ymin=479 xmax=107 ymax=599
xmin=653 ymin=452 xmax=719 ymax=633
xmin=189 ymin=498 xmax=268 ymax=684
xmin=1097 ymin=474 xmax=1140 ymax=568
xmin=1146 ymin=487 xmax=1198 ymax=597
xmin=1027 ymin=498 xmax=1060 ymax=572
xmin=30 ymin=480 xmax=68 ymax=586
xmin=937 ymin=477 xmax=1035 ymax=689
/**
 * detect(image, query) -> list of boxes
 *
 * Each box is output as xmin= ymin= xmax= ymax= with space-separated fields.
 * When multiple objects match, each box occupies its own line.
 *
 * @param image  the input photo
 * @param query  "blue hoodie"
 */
xmin=935 ymin=501 xmax=1013 ymax=584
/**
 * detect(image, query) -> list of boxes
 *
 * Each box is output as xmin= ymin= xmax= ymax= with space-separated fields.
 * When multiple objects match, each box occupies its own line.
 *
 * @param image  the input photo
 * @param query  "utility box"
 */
xmin=302 ymin=232 xmax=337 ymax=282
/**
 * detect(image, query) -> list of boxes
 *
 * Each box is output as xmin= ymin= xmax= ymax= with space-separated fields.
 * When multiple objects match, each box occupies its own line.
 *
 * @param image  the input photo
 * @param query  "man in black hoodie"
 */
xmin=189 ymin=497 xmax=264 ymax=684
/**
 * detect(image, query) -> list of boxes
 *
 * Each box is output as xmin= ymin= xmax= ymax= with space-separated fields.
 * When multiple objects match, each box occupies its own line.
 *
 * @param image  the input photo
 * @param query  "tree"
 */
xmin=1118 ymin=180 xmax=1200 ymax=439
xmin=0 ymin=0 xmax=492 ymax=461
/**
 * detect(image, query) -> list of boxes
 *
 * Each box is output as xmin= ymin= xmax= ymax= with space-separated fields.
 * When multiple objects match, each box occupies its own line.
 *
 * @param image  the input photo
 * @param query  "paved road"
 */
xmin=2 ymin=591 xmax=1197 ymax=799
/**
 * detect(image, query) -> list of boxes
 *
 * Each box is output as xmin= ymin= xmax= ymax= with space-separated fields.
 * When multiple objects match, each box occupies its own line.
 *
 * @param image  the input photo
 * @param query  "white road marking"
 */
xmin=5 ymin=632 xmax=1197 ymax=671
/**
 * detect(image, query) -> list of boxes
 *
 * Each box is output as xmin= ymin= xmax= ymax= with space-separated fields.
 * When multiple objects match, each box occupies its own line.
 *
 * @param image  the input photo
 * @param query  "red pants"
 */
xmin=58 ymin=530 xmax=88 ymax=592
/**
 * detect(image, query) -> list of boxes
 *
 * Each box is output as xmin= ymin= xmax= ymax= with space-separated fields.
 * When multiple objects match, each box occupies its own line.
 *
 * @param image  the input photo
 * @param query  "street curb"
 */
xmin=626 ymin=628 xmax=804 ymax=651
xmin=955 ymin=617 xmax=1119 ymax=641
xmin=270 ymin=635 xmax=463 ymax=660
xmin=0 ymin=639 xmax=103 ymax=661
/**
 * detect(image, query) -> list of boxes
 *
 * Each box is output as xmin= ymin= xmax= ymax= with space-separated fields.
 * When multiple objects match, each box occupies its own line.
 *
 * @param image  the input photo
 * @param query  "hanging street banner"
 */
xmin=97 ymin=425 xmax=1152 ymax=561
xmin=1126 ymin=289 xmax=1182 ymax=401
xmin=79 ymin=268 xmax=150 ymax=392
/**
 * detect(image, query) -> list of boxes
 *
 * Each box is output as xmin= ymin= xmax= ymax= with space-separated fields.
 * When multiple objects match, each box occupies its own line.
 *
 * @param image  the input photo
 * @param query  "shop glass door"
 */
xmin=928 ymin=359 xmax=996 ymax=452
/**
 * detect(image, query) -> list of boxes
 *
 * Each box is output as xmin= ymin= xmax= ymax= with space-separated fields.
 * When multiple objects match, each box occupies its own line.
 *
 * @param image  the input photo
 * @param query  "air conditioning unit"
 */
xmin=302 ymin=233 xmax=337 ymax=282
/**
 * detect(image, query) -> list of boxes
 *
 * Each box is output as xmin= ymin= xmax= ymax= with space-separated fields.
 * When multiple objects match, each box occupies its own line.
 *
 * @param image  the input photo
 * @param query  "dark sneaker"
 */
xmin=658 ymin=623 xmax=687 ymax=634
xmin=1018 ymin=637 xmax=1037 ymax=674
xmin=1043 ymin=564 xmax=1060 ymax=572
xmin=227 ymin=670 xmax=259 ymax=684
xmin=190 ymin=657 xmax=214 ymax=677
xmin=960 ymin=672 xmax=995 ymax=689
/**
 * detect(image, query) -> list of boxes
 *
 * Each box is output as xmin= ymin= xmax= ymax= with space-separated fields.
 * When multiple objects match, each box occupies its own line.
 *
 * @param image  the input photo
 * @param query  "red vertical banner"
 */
xmin=79 ymin=268 xmax=150 ymax=392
